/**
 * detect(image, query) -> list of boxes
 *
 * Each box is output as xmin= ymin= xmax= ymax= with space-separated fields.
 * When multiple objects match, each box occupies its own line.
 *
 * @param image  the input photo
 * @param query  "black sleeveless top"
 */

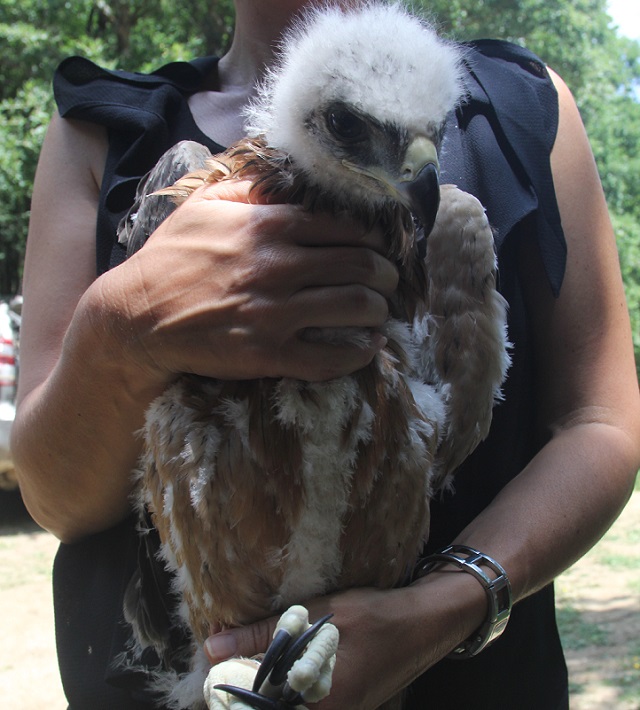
xmin=52 ymin=43 xmax=569 ymax=710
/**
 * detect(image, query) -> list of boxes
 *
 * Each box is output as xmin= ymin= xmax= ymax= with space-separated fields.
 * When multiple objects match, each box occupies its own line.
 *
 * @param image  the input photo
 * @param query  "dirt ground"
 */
xmin=556 ymin=490 xmax=640 ymax=709
xmin=0 ymin=490 xmax=66 ymax=709
xmin=1 ymin=488 xmax=639 ymax=709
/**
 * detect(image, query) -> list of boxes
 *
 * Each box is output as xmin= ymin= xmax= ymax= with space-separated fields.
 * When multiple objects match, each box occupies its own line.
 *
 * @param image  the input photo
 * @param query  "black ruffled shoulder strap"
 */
xmin=54 ymin=55 xmax=223 ymax=274
xmin=444 ymin=40 xmax=566 ymax=295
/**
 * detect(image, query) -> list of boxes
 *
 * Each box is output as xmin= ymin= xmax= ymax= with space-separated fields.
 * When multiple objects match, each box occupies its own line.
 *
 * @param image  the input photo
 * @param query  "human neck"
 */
xmin=217 ymin=2 xmax=306 ymax=93
xmin=189 ymin=3 xmax=305 ymax=145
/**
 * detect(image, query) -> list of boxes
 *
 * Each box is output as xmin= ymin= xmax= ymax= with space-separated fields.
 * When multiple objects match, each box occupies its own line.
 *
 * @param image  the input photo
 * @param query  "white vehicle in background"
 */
xmin=0 ymin=296 xmax=20 ymax=490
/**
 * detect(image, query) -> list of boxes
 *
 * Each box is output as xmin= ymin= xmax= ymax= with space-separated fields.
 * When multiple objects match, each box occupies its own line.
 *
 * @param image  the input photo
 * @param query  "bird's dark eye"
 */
xmin=326 ymin=107 xmax=367 ymax=142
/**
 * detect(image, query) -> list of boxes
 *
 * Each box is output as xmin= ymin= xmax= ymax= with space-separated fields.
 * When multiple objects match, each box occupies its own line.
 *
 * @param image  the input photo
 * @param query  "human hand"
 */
xmin=96 ymin=179 xmax=398 ymax=386
xmin=203 ymin=585 xmax=443 ymax=710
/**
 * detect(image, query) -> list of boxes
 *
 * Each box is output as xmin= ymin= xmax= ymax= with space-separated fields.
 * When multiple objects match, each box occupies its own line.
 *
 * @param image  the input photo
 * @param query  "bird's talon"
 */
xmin=213 ymin=684 xmax=283 ymax=710
xmin=268 ymin=613 xmax=334 ymax=686
xmin=206 ymin=607 xmax=337 ymax=709
xmin=252 ymin=628 xmax=294 ymax=692
xmin=281 ymin=683 xmax=304 ymax=706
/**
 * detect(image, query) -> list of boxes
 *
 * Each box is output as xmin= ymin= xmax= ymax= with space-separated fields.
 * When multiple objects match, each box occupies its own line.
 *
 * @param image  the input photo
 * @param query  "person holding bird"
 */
xmin=12 ymin=1 xmax=640 ymax=709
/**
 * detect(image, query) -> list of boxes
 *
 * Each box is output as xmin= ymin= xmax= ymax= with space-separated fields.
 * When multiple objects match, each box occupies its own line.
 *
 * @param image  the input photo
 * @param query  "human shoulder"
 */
xmin=546 ymin=66 xmax=602 ymax=225
xmin=39 ymin=110 xmax=107 ymax=203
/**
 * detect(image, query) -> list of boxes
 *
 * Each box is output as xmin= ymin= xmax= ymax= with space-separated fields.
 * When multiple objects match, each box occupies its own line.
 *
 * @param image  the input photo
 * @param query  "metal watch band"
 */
xmin=414 ymin=544 xmax=512 ymax=659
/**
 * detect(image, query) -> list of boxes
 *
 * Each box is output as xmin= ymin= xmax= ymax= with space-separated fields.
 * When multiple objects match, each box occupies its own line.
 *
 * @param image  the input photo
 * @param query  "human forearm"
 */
xmin=377 ymin=421 xmax=639 ymax=707
xmin=13 ymin=284 xmax=169 ymax=542
xmin=454 ymin=421 xmax=639 ymax=603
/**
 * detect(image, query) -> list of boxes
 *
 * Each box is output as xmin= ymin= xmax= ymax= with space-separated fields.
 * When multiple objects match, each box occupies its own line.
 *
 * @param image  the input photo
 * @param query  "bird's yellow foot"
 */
xmin=204 ymin=606 xmax=338 ymax=709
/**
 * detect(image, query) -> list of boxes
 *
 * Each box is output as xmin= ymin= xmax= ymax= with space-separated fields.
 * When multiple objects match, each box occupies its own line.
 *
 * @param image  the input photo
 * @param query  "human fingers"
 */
xmin=291 ymin=284 xmax=390 ymax=330
xmin=139 ymin=200 xmax=394 ymax=335
xmin=157 ymin=183 xmax=398 ymax=299
xmin=146 ymin=197 xmax=397 ymax=298
xmin=198 ymin=179 xmax=389 ymax=256
xmin=264 ymin=245 xmax=400 ymax=298
xmin=272 ymin=208 xmax=390 ymax=256
xmin=271 ymin=332 xmax=388 ymax=382
xmin=208 ymin=199 xmax=397 ymax=294
xmin=112 ymin=195 xmax=395 ymax=382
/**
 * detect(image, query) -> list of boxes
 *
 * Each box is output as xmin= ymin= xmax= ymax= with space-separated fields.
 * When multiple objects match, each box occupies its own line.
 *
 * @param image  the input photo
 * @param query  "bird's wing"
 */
xmin=123 ymin=510 xmax=175 ymax=654
xmin=116 ymin=140 xmax=213 ymax=257
xmin=418 ymin=185 xmax=511 ymax=484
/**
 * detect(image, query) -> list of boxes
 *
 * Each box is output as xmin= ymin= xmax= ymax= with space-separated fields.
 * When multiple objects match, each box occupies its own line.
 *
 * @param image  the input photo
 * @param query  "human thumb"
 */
xmin=204 ymin=616 xmax=278 ymax=664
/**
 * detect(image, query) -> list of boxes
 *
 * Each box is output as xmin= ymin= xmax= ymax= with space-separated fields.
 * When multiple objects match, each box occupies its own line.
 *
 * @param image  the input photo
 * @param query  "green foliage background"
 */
xmin=0 ymin=0 xmax=638 ymax=370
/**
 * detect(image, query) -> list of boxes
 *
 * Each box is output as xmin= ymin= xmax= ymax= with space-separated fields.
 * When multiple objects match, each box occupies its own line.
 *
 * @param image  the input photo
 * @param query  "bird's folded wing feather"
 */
xmin=116 ymin=140 xmax=213 ymax=256
xmin=419 ymin=185 xmax=511 ymax=481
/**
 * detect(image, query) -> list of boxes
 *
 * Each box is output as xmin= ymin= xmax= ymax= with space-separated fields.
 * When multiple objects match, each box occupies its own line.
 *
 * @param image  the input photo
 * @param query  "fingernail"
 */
xmin=371 ymin=332 xmax=388 ymax=350
xmin=205 ymin=632 xmax=238 ymax=662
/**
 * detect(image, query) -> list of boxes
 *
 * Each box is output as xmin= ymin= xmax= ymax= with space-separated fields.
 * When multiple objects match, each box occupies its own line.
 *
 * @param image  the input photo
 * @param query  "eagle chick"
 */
xmin=117 ymin=3 xmax=510 ymax=710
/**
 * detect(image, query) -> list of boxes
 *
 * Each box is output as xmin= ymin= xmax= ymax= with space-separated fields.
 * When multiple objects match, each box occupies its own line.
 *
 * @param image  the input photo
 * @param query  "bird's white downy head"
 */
xmin=244 ymin=1 xmax=466 ymax=201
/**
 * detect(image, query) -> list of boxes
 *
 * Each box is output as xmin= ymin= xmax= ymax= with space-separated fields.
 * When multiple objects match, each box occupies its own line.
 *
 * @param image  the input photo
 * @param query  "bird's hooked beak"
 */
xmin=395 ymin=136 xmax=440 ymax=236
xmin=343 ymin=135 xmax=441 ymax=235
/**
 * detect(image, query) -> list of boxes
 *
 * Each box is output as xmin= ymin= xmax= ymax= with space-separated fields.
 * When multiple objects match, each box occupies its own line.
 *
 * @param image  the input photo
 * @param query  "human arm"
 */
xmin=203 ymin=71 xmax=640 ymax=708
xmin=12 ymin=113 xmax=398 ymax=543
xmin=458 ymin=68 xmax=640 ymax=597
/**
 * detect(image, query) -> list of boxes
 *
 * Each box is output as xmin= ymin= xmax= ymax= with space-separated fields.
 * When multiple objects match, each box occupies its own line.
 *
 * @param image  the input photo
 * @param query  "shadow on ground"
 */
xmin=0 ymin=488 xmax=42 ymax=535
